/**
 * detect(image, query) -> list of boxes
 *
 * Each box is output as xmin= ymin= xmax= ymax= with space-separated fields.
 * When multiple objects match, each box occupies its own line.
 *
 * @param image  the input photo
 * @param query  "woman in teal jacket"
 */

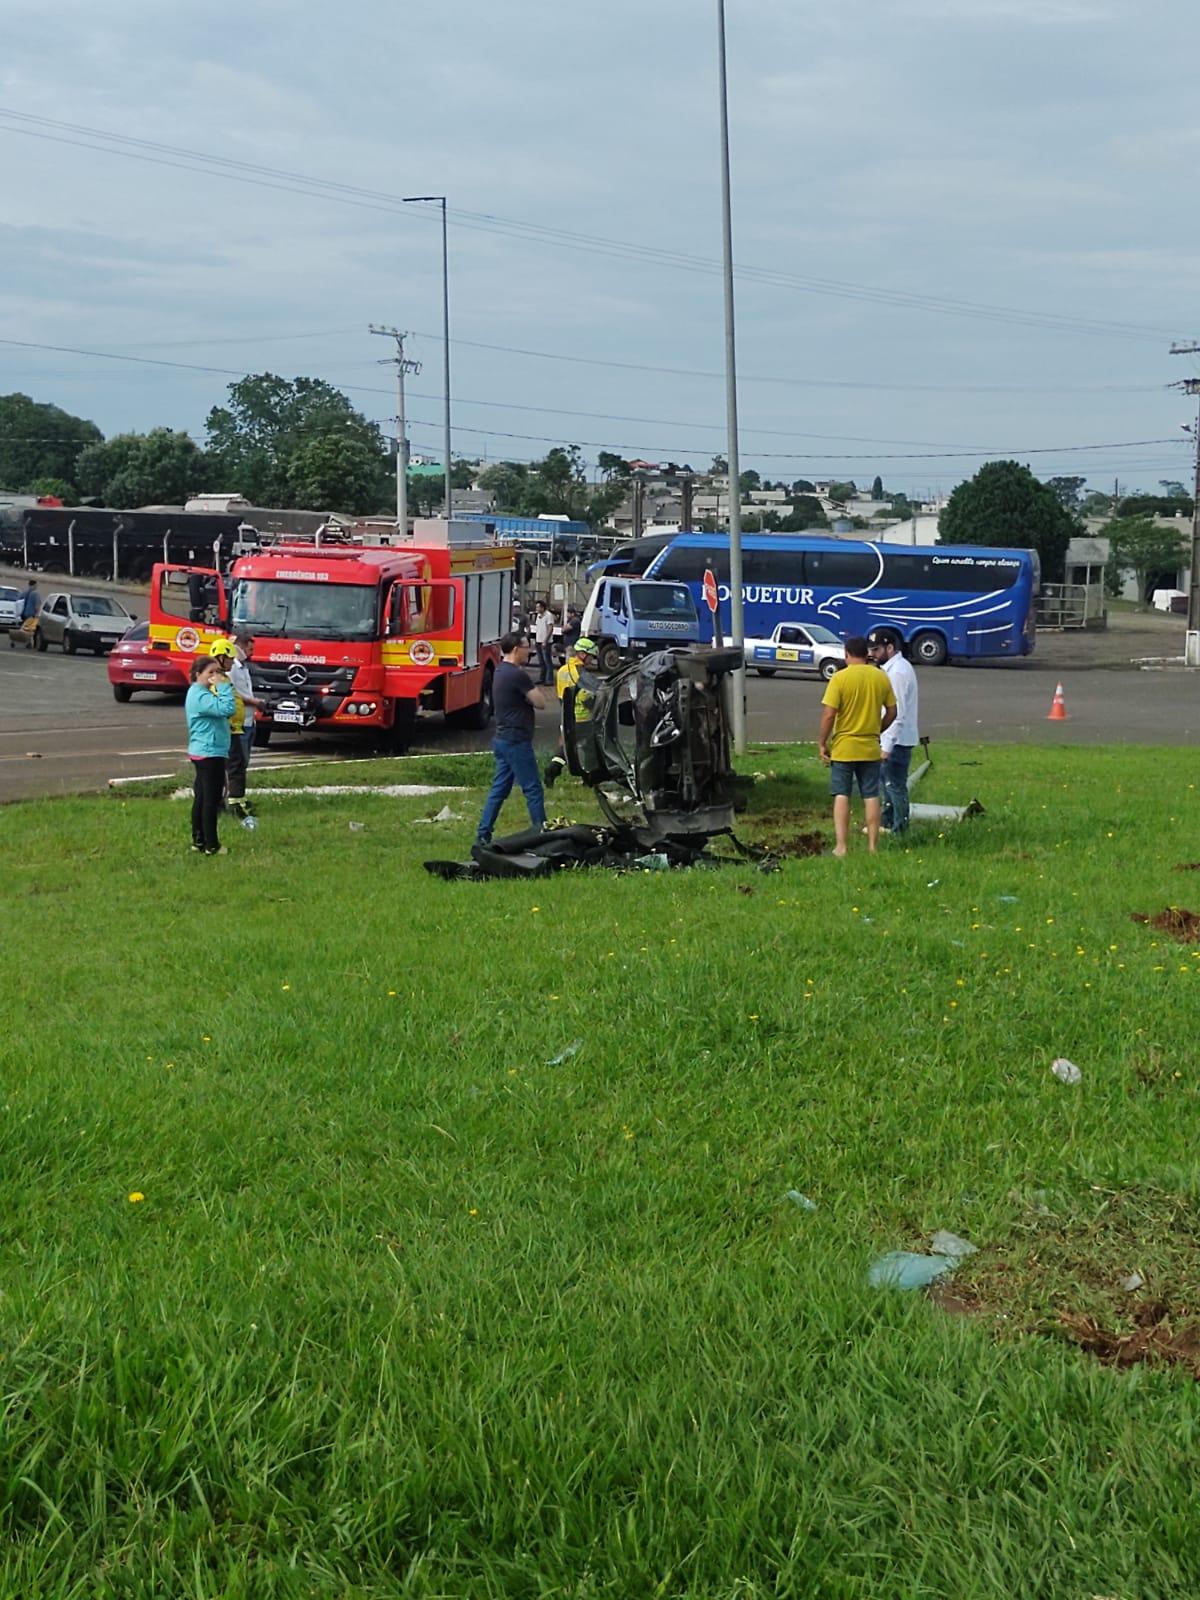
xmin=186 ymin=656 xmax=236 ymax=854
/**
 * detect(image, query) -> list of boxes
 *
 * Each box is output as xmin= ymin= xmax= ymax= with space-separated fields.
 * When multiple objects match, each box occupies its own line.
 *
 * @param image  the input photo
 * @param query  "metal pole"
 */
xmin=369 ymin=325 xmax=420 ymax=536
xmin=441 ymin=197 xmax=453 ymax=524
xmin=396 ymin=351 xmax=408 ymax=532
xmin=68 ymin=517 xmax=75 ymax=576
xmin=1189 ymin=390 xmax=1200 ymax=666
xmin=401 ymin=196 xmax=453 ymax=522
xmin=717 ymin=0 xmax=746 ymax=751
xmin=1169 ymin=345 xmax=1200 ymax=666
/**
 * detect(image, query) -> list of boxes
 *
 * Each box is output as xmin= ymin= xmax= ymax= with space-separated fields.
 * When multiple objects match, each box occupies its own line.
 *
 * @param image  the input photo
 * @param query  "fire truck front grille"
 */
xmin=251 ymin=664 xmax=355 ymax=696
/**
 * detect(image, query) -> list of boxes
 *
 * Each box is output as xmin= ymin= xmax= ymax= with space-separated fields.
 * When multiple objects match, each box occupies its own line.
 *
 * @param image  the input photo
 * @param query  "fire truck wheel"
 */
xmin=252 ymin=722 xmax=273 ymax=749
xmin=389 ymin=700 xmax=417 ymax=754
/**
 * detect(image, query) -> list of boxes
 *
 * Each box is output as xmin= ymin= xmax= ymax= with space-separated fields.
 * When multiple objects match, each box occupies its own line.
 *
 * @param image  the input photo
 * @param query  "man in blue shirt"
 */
xmin=476 ymin=633 xmax=548 ymax=845
xmin=20 ymin=579 xmax=40 ymax=621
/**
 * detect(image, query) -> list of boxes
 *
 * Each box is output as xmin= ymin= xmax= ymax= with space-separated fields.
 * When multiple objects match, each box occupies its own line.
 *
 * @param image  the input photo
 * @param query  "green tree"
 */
xmin=1116 ymin=494 xmax=1192 ymax=519
xmin=1104 ymin=515 xmax=1189 ymax=602
xmin=790 ymin=478 xmax=815 ymax=495
xmin=1081 ymin=490 xmax=1114 ymax=518
xmin=939 ymin=460 xmax=1079 ymax=581
xmin=519 ymin=446 xmax=590 ymax=520
xmin=597 ymin=451 xmax=631 ymax=481
xmin=76 ymin=428 xmax=210 ymax=507
xmin=738 ymin=469 xmax=761 ymax=494
xmin=206 ymin=374 xmax=388 ymax=507
xmin=1045 ymin=475 xmax=1087 ymax=513
xmin=22 ymin=475 xmax=76 ymax=502
xmin=785 ymin=495 xmax=827 ymax=528
xmin=710 ymin=456 xmax=728 ymax=475
xmin=477 ymin=461 xmax=529 ymax=513
xmin=286 ymin=434 xmax=391 ymax=514
xmin=0 ymin=393 xmax=101 ymax=492
xmin=1159 ymin=479 xmax=1188 ymax=499
xmin=871 ymin=474 xmax=884 ymax=499
xmin=828 ymin=480 xmax=857 ymax=503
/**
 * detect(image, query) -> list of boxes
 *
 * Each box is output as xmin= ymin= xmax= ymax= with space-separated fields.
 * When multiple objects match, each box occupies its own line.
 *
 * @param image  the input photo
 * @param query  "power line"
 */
xmin=0 ymin=106 xmax=1183 ymax=346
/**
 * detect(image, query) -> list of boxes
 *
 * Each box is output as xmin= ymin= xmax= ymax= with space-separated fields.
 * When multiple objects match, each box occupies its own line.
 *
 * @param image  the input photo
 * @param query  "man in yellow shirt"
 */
xmin=818 ymin=636 xmax=897 ymax=856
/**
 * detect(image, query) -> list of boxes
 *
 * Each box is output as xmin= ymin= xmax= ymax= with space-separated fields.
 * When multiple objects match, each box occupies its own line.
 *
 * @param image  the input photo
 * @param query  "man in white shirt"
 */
xmin=532 ymin=600 xmax=556 ymax=685
xmin=868 ymin=629 xmax=919 ymax=835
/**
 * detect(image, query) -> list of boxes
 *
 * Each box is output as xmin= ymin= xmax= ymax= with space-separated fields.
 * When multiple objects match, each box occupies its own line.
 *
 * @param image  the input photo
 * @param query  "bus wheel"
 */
xmin=755 ymin=668 xmax=777 ymax=678
xmin=252 ymin=722 xmax=273 ymax=749
xmin=911 ymin=630 xmax=948 ymax=667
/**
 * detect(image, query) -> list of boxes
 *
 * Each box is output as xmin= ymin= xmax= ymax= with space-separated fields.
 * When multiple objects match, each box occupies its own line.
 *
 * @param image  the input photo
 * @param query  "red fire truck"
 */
xmin=148 ymin=523 xmax=514 ymax=750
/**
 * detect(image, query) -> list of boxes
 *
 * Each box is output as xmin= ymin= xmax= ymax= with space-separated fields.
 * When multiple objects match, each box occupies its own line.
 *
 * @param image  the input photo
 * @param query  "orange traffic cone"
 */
xmin=1047 ymin=682 xmax=1069 ymax=721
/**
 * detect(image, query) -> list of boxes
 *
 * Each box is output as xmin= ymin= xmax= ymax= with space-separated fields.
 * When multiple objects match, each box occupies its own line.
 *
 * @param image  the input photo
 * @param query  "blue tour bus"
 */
xmin=640 ymin=534 xmax=1039 ymax=665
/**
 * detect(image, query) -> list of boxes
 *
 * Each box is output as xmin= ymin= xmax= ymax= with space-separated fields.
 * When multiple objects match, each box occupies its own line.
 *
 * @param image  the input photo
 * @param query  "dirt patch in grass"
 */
xmin=930 ymin=1188 xmax=1200 ymax=1379
xmin=743 ymin=808 xmax=827 ymax=858
xmin=1173 ymin=861 xmax=1200 ymax=873
xmin=1130 ymin=907 xmax=1200 ymax=941
xmin=1055 ymin=1301 xmax=1200 ymax=1377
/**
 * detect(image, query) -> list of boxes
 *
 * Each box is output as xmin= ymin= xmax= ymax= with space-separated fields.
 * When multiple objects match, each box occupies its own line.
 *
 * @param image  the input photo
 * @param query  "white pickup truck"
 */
xmin=744 ymin=621 xmax=845 ymax=681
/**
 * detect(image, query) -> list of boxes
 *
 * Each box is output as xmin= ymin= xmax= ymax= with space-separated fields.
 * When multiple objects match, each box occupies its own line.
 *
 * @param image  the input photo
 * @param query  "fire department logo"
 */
xmin=409 ymin=640 xmax=435 ymax=666
xmin=286 ymin=664 xmax=309 ymax=686
xmin=176 ymin=626 xmax=200 ymax=653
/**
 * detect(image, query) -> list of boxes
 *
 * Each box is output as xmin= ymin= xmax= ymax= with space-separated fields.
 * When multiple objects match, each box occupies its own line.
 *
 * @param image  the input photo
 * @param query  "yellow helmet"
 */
xmin=208 ymin=636 xmax=236 ymax=659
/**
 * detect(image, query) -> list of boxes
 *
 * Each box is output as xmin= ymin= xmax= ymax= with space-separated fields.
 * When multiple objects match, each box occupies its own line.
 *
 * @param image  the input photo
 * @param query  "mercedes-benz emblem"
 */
xmin=286 ymin=664 xmax=309 ymax=686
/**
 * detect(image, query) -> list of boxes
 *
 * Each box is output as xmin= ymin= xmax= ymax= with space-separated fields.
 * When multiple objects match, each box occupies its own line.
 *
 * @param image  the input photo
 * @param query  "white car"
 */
xmin=0 ymin=585 xmax=22 ymax=629
xmin=37 ymin=592 xmax=135 ymax=655
xmin=745 ymin=622 xmax=845 ymax=681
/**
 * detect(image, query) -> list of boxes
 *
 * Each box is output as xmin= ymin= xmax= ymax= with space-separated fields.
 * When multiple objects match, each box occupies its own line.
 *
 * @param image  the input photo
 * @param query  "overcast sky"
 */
xmin=2 ymin=0 xmax=1197 ymax=495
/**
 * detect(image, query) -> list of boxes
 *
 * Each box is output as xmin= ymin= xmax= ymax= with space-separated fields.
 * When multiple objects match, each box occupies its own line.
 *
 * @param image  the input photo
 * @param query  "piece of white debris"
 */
xmin=1051 ymin=1058 xmax=1082 ymax=1086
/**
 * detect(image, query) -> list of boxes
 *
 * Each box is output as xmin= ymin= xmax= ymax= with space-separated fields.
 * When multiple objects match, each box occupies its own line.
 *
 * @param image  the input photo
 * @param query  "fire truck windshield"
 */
xmin=230 ymin=579 xmax=378 ymax=641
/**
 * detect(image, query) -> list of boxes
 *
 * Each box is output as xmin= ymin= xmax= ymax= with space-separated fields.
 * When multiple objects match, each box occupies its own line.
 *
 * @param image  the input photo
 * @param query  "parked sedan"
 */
xmin=37 ymin=592 xmax=135 ymax=654
xmin=0 ymin=585 xmax=22 ymax=630
xmin=107 ymin=620 xmax=189 ymax=701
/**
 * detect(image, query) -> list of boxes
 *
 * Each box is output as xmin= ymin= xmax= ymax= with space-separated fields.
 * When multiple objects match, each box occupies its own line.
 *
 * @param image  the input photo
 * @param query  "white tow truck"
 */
xmin=744 ymin=621 xmax=845 ymax=681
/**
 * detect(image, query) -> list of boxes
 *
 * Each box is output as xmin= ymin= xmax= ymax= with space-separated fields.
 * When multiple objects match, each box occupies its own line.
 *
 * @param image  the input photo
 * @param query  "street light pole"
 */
xmin=716 ymin=0 xmax=746 ymax=752
xmin=403 ymin=195 xmax=453 ymax=521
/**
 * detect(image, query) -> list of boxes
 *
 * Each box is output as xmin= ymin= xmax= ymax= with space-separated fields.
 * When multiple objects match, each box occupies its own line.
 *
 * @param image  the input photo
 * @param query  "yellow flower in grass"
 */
xmin=127 ymin=1192 xmax=145 ymax=1204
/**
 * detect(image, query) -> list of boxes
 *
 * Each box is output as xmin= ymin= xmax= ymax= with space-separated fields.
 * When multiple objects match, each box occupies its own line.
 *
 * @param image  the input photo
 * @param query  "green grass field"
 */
xmin=4 ymin=740 xmax=1200 ymax=1598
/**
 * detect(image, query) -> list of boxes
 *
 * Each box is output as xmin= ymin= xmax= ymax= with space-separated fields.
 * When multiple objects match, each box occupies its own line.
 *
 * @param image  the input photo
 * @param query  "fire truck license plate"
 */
xmin=275 ymin=710 xmax=305 ymax=725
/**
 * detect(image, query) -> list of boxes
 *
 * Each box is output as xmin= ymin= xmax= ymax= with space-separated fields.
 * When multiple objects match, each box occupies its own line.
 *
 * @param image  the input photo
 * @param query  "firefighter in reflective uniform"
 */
xmin=544 ymin=636 xmax=598 ymax=788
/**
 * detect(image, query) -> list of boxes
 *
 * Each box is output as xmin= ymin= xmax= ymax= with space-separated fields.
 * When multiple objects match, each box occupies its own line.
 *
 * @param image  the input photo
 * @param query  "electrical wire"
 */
xmin=0 ymin=106 xmax=1184 ymax=346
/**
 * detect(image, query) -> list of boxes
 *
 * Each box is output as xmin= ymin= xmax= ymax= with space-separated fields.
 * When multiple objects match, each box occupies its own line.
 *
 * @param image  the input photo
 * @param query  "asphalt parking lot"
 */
xmin=1 ymin=571 xmax=1195 ymax=803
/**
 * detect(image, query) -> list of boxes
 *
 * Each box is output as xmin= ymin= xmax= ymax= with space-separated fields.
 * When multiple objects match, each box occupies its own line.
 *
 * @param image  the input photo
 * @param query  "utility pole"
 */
xmin=716 ymin=0 xmax=746 ymax=752
xmin=1169 ymin=343 xmax=1200 ymax=666
xmin=369 ymin=325 xmax=421 ymax=533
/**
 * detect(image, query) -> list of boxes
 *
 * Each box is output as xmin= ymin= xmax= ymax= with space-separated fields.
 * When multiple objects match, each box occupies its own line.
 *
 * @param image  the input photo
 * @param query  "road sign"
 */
xmin=702 ymin=568 xmax=719 ymax=614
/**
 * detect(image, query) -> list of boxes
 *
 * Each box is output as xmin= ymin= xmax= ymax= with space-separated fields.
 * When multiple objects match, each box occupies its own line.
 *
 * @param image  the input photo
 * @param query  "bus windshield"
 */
xmin=231 ymin=579 xmax=378 ymax=641
xmin=628 ymin=583 xmax=695 ymax=620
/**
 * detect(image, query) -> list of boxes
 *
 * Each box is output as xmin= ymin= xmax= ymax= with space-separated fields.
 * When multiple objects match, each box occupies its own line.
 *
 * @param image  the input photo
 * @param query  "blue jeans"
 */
xmin=882 ymin=744 xmax=914 ymax=833
xmin=477 ymin=738 xmax=547 ymax=843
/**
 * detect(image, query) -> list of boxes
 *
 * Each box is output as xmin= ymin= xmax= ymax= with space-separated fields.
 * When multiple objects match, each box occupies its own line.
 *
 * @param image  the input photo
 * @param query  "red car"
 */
xmin=107 ymin=621 xmax=189 ymax=702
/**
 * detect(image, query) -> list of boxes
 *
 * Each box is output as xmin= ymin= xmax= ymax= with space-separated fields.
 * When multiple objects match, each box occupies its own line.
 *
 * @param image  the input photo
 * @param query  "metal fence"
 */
xmin=1037 ymin=582 xmax=1107 ymax=630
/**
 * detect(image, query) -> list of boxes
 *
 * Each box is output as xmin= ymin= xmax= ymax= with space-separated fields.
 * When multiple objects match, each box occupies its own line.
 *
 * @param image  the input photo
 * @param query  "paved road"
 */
xmin=1 ymin=593 xmax=1195 ymax=802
